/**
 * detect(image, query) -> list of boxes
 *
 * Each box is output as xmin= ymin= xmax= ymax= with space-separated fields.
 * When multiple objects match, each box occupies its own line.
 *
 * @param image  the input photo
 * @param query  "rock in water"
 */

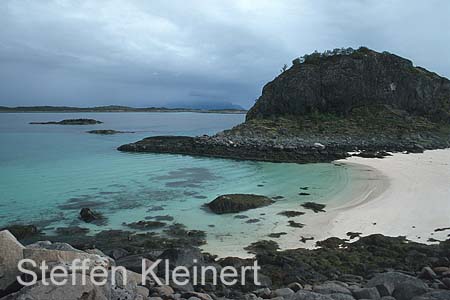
xmin=205 ymin=194 xmax=274 ymax=214
xmin=79 ymin=208 xmax=105 ymax=224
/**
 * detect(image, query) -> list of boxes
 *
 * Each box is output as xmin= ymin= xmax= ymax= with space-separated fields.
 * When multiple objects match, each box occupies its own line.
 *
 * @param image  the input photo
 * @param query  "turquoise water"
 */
xmin=0 ymin=112 xmax=352 ymax=255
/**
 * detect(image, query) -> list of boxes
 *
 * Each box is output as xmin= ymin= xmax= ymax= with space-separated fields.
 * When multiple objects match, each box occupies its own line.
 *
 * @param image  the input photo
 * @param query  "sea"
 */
xmin=0 ymin=112 xmax=354 ymax=255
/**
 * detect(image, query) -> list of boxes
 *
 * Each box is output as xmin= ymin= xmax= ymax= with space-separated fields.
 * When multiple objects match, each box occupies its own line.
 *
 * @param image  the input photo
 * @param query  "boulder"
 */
xmin=329 ymin=294 xmax=356 ymax=300
xmin=22 ymin=247 xmax=110 ymax=272
xmin=291 ymin=290 xmax=334 ymax=300
xmin=411 ymin=290 xmax=450 ymax=300
xmin=392 ymin=282 xmax=430 ymax=300
xmin=26 ymin=241 xmax=81 ymax=252
xmin=206 ymin=194 xmax=274 ymax=214
xmin=273 ymin=287 xmax=295 ymax=298
xmin=106 ymin=248 xmax=130 ymax=260
xmin=314 ymin=282 xmax=352 ymax=295
xmin=158 ymin=247 xmax=204 ymax=269
xmin=180 ymin=292 xmax=212 ymax=300
xmin=116 ymin=255 xmax=154 ymax=274
xmin=151 ymin=285 xmax=174 ymax=297
xmin=0 ymin=276 xmax=109 ymax=300
xmin=0 ymin=231 xmax=24 ymax=296
xmin=367 ymin=272 xmax=427 ymax=297
xmin=109 ymin=269 xmax=149 ymax=299
xmin=352 ymin=287 xmax=380 ymax=300
xmin=288 ymin=282 xmax=303 ymax=292
xmin=418 ymin=267 xmax=437 ymax=280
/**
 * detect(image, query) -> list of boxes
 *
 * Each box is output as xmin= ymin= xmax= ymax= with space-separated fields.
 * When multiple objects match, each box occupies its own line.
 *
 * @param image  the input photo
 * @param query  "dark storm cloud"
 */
xmin=0 ymin=0 xmax=449 ymax=108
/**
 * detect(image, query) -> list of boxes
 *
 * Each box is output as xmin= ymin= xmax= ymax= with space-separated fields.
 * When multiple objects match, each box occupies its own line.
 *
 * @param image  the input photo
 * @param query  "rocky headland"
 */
xmin=118 ymin=47 xmax=450 ymax=163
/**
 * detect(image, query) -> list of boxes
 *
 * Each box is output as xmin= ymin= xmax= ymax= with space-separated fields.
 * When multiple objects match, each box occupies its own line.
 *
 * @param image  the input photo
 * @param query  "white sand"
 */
xmin=206 ymin=149 xmax=450 ymax=258
xmin=277 ymin=148 xmax=450 ymax=250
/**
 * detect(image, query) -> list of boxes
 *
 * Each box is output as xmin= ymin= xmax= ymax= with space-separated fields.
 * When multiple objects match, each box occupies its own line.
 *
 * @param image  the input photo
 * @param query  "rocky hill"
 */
xmin=247 ymin=47 xmax=450 ymax=123
xmin=119 ymin=48 xmax=450 ymax=162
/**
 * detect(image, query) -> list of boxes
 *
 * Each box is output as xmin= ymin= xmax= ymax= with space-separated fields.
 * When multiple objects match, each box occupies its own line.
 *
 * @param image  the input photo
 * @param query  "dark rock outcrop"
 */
xmin=247 ymin=47 xmax=450 ymax=123
xmin=205 ymin=194 xmax=274 ymax=214
xmin=30 ymin=118 xmax=102 ymax=125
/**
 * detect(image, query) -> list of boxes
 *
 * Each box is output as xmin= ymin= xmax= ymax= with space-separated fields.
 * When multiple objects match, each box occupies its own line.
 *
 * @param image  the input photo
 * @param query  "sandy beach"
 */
xmin=276 ymin=148 xmax=450 ymax=251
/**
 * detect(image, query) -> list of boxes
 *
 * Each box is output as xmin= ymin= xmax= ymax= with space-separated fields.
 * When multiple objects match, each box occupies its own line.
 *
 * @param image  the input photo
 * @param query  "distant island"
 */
xmin=30 ymin=118 xmax=103 ymax=125
xmin=0 ymin=105 xmax=247 ymax=114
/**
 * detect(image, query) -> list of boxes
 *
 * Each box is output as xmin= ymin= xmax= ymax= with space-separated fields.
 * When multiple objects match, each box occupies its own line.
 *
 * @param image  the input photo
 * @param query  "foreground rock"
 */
xmin=30 ymin=118 xmax=102 ymax=125
xmin=118 ymin=48 xmax=450 ymax=163
xmin=205 ymin=194 xmax=274 ymax=214
xmin=0 ymin=231 xmax=24 ymax=296
xmin=2 ymin=229 xmax=450 ymax=300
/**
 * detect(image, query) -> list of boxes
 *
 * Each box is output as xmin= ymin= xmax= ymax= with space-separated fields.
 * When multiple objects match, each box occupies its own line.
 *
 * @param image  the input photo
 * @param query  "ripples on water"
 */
xmin=0 ymin=112 xmax=352 ymax=253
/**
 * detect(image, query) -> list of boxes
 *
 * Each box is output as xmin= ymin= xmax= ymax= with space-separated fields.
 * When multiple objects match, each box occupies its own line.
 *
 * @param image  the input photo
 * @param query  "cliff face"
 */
xmin=247 ymin=48 xmax=450 ymax=123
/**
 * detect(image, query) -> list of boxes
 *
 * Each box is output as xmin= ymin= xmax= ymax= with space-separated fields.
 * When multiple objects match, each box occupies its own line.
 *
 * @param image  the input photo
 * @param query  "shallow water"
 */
xmin=0 ymin=112 xmax=353 ymax=255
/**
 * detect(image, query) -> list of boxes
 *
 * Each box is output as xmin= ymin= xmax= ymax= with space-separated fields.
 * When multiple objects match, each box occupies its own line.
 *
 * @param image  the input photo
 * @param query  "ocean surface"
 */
xmin=0 ymin=112 xmax=354 ymax=255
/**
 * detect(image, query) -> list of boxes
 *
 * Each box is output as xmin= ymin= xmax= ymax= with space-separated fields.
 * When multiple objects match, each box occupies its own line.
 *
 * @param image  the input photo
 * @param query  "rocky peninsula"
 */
xmin=118 ymin=48 xmax=450 ymax=163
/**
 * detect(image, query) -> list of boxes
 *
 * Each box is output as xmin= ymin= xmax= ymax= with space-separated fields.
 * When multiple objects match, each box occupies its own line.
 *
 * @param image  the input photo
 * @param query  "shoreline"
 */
xmin=276 ymin=148 xmax=450 ymax=253
xmin=207 ymin=148 xmax=450 ymax=258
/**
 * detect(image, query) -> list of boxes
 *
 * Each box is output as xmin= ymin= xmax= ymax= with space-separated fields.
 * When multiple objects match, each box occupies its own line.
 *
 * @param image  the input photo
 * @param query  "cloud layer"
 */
xmin=1 ymin=0 xmax=449 ymax=108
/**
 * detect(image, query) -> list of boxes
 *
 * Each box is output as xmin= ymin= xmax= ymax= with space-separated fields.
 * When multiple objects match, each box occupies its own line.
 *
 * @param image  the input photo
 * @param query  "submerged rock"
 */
xmin=30 ymin=118 xmax=102 ymax=125
xmin=124 ymin=220 xmax=166 ymax=230
xmin=278 ymin=210 xmax=306 ymax=217
xmin=205 ymin=194 xmax=274 ymax=214
xmin=288 ymin=220 xmax=305 ymax=228
xmin=302 ymin=202 xmax=326 ymax=213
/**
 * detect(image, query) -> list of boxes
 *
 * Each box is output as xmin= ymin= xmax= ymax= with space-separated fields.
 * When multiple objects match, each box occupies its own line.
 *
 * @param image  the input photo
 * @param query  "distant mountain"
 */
xmin=0 ymin=105 xmax=246 ymax=114
xmin=165 ymin=100 xmax=245 ymax=110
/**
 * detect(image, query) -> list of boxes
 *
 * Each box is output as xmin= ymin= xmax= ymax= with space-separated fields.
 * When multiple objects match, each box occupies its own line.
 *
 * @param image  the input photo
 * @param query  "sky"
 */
xmin=0 ymin=0 xmax=449 ymax=109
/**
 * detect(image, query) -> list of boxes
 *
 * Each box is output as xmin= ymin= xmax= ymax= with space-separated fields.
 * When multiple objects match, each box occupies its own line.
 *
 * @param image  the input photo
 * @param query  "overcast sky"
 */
xmin=0 ymin=0 xmax=449 ymax=108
